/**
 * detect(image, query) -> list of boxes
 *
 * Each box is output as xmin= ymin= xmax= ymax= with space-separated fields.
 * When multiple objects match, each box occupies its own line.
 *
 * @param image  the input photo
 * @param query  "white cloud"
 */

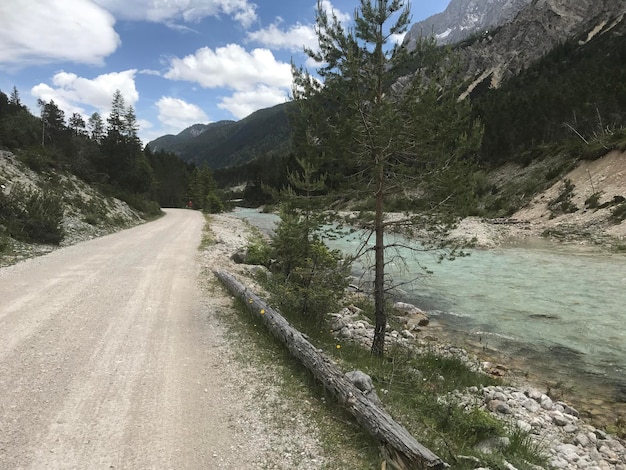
xmin=164 ymin=44 xmax=292 ymax=91
xmin=156 ymin=97 xmax=209 ymax=130
xmin=390 ymin=31 xmax=407 ymax=45
xmin=246 ymin=1 xmax=350 ymax=53
xmin=94 ymin=0 xmax=258 ymax=28
xmin=30 ymin=70 xmax=139 ymax=118
xmin=0 ymin=0 xmax=120 ymax=66
xmin=218 ymin=85 xmax=289 ymax=120
xmin=247 ymin=20 xmax=318 ymax=52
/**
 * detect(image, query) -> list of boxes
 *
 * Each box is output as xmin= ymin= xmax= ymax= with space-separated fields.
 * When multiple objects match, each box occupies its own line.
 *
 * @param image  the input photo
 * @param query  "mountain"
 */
xmin=455 ymin=0 xmax=626 ymax=92
xmin=403 ymin=0 xmax=532 ymax=48
xmin=148 ymin=102 xmax=293 ymax=169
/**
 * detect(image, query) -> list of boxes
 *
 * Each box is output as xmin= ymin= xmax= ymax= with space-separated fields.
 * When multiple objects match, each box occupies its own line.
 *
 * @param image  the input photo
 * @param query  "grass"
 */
xmin=199 ymin=214 xmax=216 ymax=249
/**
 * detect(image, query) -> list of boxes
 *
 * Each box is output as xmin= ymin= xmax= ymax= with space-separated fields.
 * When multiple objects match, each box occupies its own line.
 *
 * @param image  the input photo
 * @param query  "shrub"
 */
xmin=204 ymin=192 xmax=225 ymax=213
xmin=611 ymin=202 xmax=626 ymax=222
xmin=584 ymin=191 xmax=602 ymax=209
xmin=0 ymin=184 xmax=64 ymax=244
xmin=245 ymin=235 xmax=271 ymax=266
xmin=548 ymin=178 xmax=578 ymax=218
xmin=263 ymin=205 xmax=351 ymax=327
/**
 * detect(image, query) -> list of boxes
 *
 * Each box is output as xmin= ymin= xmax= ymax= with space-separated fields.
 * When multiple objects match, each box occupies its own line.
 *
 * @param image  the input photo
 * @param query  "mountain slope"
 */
xmin=456 ymin=0 xmax=626 ymax=91
xmin=404 ymin=0 xmax=532 ymax=48
xmin=148 ymin=102 xmax=293 ymax=169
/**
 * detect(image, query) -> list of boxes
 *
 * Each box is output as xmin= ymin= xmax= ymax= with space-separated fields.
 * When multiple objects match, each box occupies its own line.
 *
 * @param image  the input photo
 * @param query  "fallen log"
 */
xmin=214 ymin=269 xmax=447 ymax=470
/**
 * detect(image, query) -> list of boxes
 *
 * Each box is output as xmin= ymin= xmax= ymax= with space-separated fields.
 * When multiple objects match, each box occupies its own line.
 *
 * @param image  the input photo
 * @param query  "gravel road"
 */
xmin=0 ymin=209 xmax=266 ymax=469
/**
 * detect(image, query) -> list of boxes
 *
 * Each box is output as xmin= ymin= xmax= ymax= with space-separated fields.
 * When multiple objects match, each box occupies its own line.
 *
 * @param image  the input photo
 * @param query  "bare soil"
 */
xmin=449 ymin=150 xmax=626 ymax=248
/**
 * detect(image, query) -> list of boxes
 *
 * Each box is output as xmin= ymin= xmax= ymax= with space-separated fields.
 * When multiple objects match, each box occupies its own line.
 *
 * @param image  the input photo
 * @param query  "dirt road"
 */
xmin=0 ymin=209 xmax=262 ymax=469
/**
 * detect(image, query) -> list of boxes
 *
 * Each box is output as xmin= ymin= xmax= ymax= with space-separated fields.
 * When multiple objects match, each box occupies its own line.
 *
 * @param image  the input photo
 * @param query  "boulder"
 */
xmin=230 ymin=249 xmax=248 ymax=264
xmin=393 ymin=301 xmax=430 ymax=330
xmin=346 ymin=370 xmax=382 ymax=406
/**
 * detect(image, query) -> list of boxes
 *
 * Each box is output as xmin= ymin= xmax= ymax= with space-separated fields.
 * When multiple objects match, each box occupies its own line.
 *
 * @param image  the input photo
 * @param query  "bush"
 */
xmin=204 ymin=192 xmax=225 ymax=213
xmin=611 ymin=202 xmax=626 ymax=222
xmin=245 ymin=235 xmax=271 ymax=266
xmin=548 ymin=178 xmax=578 ymax=218
xmin=584 ymin=191 xmax=602 ymax=209
xmin=263 ymin=205 xmax=350 ymax=327
xmin=0 ymin=184 xmax=64 ymax=244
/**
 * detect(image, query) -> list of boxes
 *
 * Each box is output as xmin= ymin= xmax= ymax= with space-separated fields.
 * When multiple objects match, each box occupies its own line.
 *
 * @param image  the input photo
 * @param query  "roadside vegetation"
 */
xmin=0 ymin=87 xmax=224 ymax=258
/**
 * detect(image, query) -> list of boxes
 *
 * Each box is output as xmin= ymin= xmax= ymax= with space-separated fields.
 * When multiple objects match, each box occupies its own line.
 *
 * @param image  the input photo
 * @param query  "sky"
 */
xmin=0 ymin=0 xmax=451 ymax=145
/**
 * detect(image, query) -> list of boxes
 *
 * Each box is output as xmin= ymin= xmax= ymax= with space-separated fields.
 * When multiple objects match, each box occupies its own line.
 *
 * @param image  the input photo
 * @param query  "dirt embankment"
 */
xmin=450 ymin=150 xmax=626 ymax=248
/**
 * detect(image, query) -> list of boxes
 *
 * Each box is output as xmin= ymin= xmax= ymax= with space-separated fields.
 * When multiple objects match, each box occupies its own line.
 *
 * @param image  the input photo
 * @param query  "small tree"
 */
xmin=69 ymin=113 xmax=86 ymax=136
xmin=292 ymin=0 xmax=483 ymax=355
xmin=266 ymin=158 xmax=350 ymax=327
xmin=189 ymin=167 xmax=223 ymax=213
xmin=87 ymin=112 xmax=105 ymax=143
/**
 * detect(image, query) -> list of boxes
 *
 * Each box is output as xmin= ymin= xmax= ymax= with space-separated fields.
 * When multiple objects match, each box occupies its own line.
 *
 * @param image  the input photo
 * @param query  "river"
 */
xmin=231 ymin=207 xmax=626 ymax=424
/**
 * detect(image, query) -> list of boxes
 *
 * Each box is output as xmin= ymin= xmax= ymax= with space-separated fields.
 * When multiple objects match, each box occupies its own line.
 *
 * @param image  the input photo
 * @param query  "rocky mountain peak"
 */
xmin=403 ymin=0 xmax=532 ymax=49
xmin=457 ymin=0 xmax=626 ymax=93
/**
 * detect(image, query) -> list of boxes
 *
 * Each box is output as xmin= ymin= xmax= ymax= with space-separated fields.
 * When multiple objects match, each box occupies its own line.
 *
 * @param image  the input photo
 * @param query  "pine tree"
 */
xmin=87 ymin=112 xmax=105 ymax=143
xmin=107 ymin=90 xmax=125 ymax=145
xmin=9 ymin=86 xmax=21 ymax=107
xmin=69 ymin=113 xmax=86 ymax=136
xmin=292 ymin=0 xmax=483 ymax=355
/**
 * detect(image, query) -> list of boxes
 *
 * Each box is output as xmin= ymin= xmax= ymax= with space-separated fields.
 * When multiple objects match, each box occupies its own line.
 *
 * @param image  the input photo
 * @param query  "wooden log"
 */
xmin=214 ymin=269 xmax=447 ymax=470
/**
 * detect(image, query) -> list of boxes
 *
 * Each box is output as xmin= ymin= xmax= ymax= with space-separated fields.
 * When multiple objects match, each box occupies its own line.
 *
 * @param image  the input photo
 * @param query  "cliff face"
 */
xmin=403 ymin=0 xmax=626 ymax=97
xmin=458 ymin=0 xmax=626 ymax=90
xmin=403 ymin=0 xmax=532 ymax=48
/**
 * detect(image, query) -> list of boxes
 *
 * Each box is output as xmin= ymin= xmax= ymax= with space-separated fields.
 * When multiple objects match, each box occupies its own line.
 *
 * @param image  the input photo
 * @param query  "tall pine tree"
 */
xmin=292 ymin=0 xmax=482 ymax=355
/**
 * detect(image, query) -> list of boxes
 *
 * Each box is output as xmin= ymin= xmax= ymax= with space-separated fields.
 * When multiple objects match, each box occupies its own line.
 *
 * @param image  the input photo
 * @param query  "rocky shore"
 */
xmin=328 ymin=304 xmax=626 ymax=470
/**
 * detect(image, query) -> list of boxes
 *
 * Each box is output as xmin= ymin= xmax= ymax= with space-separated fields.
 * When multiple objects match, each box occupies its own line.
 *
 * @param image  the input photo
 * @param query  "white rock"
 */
xmin=541 ymin=396 xmax=554 ymax=410
xmin=401 ymin=329 xmax=415 ymax=339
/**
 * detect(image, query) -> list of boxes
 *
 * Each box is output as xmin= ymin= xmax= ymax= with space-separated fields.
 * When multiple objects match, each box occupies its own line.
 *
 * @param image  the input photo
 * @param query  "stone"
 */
xmin=598 ymin=445 xmax=617 ymax=461
xmin=401 ymin=329 xmax=415 ymax=339
xmin=527 ymin=388 xmax=544 ymax=400
xmin=540 ymin=396 xmax=554 ymax=410
xmin=606 ymin=439 xmax=625 ymax=454
xmin=475 ymin=436 xmax=510 ymax=454
xmin=346 ymin=370 xmax=374 ymax=393
xmin=393 ymin=301 xmax=430 ymax=329
xmin=339 ymin=326 xmax=352 ymax=338
xmin=230 ymin=249 xmax=247 ymax=264
xmin=555 ymin=443 xmax=580 ymax=463
xmin=558 ymin=402 xmax=580 ymax=418
xmin=563 ymin=423 xmax=577 ymax=433
xmin=521 ymin=398 xmax=541 ymax=413
xmin=487 ymin=399 xmax=512 ymax=414
xmin=492 ymin=391 xmax=507 ymax=402
xmin=552 ymin=414 xmax=569 ymax=426
xmin=574 ymin=433 xmax=590 ymax=448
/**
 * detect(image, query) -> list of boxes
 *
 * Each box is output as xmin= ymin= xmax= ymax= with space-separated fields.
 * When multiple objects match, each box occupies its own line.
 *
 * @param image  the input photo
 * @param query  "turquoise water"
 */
xmin=233 ymin=208 xmax=626 ymax=406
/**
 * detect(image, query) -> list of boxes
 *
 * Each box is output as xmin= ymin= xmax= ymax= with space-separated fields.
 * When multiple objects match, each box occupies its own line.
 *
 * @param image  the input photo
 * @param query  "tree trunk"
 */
xmin=214 ymin=270 xmax=446 ymax=470
xmin=371 ymin=157 xmax=386 ymax=356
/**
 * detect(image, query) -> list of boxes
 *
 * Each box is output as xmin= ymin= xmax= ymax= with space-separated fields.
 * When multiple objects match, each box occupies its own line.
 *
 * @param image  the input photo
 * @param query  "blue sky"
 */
xmin=0 ymin=0 xmax=450 ymax=144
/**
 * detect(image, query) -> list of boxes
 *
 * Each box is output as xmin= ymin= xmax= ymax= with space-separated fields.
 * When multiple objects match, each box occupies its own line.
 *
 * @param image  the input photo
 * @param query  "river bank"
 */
xmin=220 ymin=210 xmax=626 ymax=468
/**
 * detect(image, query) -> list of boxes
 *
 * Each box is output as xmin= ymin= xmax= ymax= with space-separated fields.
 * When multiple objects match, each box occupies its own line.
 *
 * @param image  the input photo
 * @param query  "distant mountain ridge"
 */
xmin=403 ymin=0 xmax=532 ymax=48
xmin=147 ymin=103 xmax=292 ymax=169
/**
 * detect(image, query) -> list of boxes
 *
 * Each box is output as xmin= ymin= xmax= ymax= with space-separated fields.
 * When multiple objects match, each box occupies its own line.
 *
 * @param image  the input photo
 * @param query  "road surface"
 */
xmin=0 ymin=209 xmax=251 ymax=469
